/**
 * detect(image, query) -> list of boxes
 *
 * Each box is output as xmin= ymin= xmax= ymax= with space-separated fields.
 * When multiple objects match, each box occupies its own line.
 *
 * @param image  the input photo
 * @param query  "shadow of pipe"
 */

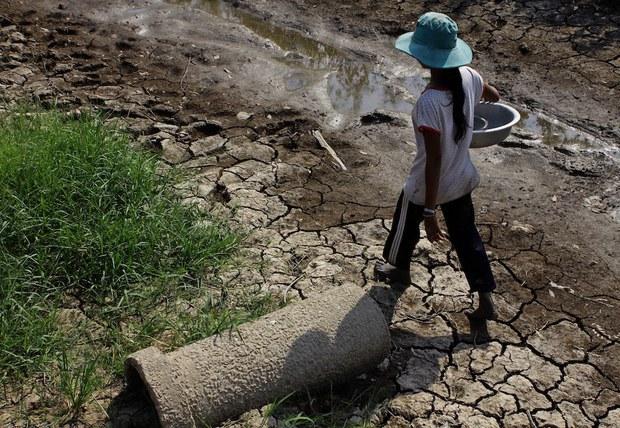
xmin=107 ymin=282 xmax=481 ymax=427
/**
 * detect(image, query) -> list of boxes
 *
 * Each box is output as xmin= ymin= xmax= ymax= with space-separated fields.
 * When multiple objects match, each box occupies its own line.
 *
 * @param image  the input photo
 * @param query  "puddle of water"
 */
xmin=517 ymin=108 xmax=618 ymax=158
xmin=176 ymin=0 xmax=425 ymax=117
xmin=168 ymin=0 xmax=616 ymax=159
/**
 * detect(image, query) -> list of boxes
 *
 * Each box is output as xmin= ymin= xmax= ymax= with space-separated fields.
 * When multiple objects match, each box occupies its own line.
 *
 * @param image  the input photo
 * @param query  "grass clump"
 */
xmin=57 ymin=350 xmax=103 ymax=419
xmin=0 ymin=108 xmax=277 ymax=421
xmin=263 ymin=381 xmax=392 ymax=428
xmin=0 ymin=109 xmax=236 ymax=302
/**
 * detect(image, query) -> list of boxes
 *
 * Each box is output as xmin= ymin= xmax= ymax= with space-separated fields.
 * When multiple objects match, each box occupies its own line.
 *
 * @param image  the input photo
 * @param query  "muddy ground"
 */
xmin=257 ymin=0 xmax=620 ymax=142
xmin=1 ymin=0 xmax=619 ymax=427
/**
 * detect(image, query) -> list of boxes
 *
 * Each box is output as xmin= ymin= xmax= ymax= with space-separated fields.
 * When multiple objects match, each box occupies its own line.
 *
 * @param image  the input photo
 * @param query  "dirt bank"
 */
xmin=0 ymin=0 xmax=619 ymax=427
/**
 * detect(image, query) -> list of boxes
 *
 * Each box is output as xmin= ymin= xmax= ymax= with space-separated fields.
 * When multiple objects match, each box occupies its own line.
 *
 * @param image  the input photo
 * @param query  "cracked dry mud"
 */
xmin=1 ymin=1 xmax=619 ymax=427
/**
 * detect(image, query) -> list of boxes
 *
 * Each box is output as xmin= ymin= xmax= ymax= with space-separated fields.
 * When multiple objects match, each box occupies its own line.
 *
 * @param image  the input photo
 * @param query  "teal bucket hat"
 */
xmin=395 ymin=12 xmax=472 ymax=69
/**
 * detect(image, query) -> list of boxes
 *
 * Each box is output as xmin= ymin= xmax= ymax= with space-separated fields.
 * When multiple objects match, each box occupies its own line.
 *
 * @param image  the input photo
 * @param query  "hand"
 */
xmin=482 ymin=82 xmax=500 ymax=103
xmin=424 ymin=216 xmax=447 ymax=243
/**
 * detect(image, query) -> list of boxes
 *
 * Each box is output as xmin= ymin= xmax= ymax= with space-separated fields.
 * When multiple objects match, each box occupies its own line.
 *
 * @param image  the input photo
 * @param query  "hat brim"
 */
xmin=395 ymin=32 xmax=473 ymax=69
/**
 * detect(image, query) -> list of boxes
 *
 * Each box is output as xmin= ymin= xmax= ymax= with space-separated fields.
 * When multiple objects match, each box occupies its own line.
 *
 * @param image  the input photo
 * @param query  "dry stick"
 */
xmin=283 ymin=265 xmax=321 ymax=301
xmin=93 ymin=398 xmax=110 ymax=420
xmin=180 ymin=55 xmax=192 ymax=90
xmin=526 ymin=410 xmax=538 ymax=428
xmin=311 ymin=130 xmax=347 ymax=171
xmin=283 ymin=274 xmax=304 ymax=301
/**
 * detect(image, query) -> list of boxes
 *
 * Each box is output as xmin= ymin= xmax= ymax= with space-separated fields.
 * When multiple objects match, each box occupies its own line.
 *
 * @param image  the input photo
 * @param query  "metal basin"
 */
xmin=471 ymin=102 xmax=521 ymax=148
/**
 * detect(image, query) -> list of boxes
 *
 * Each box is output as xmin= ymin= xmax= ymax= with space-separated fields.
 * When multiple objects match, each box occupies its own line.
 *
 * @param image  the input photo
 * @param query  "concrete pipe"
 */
xmin=125 ymin=285 xmax=390 ymax=428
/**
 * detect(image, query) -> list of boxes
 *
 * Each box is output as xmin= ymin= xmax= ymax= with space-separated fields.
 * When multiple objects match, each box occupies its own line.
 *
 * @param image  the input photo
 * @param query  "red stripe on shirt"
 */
xmin=418 ymin=125 xmax=441 ymax=136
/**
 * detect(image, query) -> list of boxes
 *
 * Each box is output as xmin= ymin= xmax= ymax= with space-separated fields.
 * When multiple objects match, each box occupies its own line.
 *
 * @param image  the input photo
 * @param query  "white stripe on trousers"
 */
xmin=388 ymin=197 xmax=409 ymax=265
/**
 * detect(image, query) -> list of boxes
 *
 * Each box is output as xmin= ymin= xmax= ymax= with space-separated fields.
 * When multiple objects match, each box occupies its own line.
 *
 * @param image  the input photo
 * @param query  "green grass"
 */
xmin=57 ymin=350 xmax=103 ymax=421
xmin=264 ymin=381 xmax=393 ymax=428
xmin=0 ymin=110 xmax=237 ymax=300
xmin=0 ymin=107 xmax=278 ymax=421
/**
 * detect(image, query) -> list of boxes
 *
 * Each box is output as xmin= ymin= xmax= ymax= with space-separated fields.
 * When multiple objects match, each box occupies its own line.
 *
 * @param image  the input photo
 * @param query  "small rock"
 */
xmin=52 ymin=63 xmax=73 ymax=74
xmin=33 ymin=87 xmax=55 ymax=100
xmin=159 ymin=139 xmax=190 ymax=164
xmin=94 ymin=85 xmax=122 ymax=99
xmin=12 ymin=65 xmax=34 ymax=77
xmin=76 ymin=62 xmax=107 ymax=73
xmin=123 ymin=118 xmax=156 ymax=136
xmin=509 ymin=220 xmax=535 ymax=234
xmin=9 ymin=32 xmax=26 ymax=43
xmin=151 ymin=104 xmax=178 ymax=117
xmin=0 ymin=69 xmax=30 ymax=85
xmin=190 ymin=135 xmax=227 ymax=156
xmin=64 ymin=71 xmax=99 ymax=86
xmin=148 ymin=131 xmax=175 ymax=145
xmin=518 ymin=43 xmax=530 ymax=54
xmin=0 ymin=66 xmax=33 ymax=85
xmin=583 ymin=195 xmax=605 ymax=213
xmin=153 ymin=122 xmax=179 ymax=133
xmin=236 ymin=111 xmax=253 ymax=121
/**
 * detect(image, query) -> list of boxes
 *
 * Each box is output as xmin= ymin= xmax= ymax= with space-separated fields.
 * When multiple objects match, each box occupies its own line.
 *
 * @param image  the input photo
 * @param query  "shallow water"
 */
xmin=172 ymin=0 xmax=616 ymax=158
xmin=517 ymin=108 xmax=611 ymax=153
xmin=183 ymin=0 xmax=425 ymax=117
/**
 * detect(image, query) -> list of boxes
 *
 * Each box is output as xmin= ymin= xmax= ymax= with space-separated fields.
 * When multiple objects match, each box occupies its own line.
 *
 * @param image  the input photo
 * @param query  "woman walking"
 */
xmin=374 ymin=12 xmax=500 ymax=343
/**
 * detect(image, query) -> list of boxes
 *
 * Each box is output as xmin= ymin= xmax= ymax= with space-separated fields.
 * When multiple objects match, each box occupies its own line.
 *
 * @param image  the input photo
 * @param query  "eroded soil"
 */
xmin=1 ymin=0 xmax=619 ymax=427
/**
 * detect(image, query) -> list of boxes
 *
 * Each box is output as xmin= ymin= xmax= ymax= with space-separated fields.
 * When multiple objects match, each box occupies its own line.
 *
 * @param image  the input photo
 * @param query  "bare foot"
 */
xmin=461 ymin=315 xmax=492 ymax=345
xmin=373 ymin=262 xmax=411 ymax=287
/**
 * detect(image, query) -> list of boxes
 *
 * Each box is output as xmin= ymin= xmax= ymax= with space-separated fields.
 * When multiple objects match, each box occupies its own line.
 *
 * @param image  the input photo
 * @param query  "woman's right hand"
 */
xmin=424 ymin=216 xmax=447 ymax=243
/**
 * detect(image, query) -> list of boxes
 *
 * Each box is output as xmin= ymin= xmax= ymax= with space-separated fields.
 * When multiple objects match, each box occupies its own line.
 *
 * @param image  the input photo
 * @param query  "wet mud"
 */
xmin=0 ymin=0 xmax=619 ymax=427
xmin=251 ymin=0 xmax=620 ymax=143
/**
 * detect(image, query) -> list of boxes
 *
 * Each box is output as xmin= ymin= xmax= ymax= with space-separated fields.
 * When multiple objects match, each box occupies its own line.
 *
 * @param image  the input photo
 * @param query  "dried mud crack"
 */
xmin=1 ymin=1 xmax=619 ymax=427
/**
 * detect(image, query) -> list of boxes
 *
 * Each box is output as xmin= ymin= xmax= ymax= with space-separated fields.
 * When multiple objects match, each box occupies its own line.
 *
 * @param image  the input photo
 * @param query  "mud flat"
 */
xmin=0 ymin=0 xmax=619 ymax=427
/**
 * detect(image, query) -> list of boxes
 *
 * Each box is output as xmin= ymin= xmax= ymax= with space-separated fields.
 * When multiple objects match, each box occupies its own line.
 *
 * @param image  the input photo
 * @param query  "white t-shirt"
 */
xmin=404 ymin=66 xmax=484 ymax=205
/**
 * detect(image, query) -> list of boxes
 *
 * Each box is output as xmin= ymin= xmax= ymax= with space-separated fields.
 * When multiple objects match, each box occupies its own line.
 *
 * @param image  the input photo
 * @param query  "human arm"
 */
xmin=422 ymin=129 xmax=447 ymax=242
xmin=467 ymin=67 xmax=499 ymax=103
xmin=481 ymin=82 xmax=500 ymax=102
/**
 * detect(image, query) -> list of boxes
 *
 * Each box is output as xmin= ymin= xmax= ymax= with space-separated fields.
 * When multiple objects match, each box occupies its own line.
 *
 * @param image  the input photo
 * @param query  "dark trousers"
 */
xmin=383 ymin=191 xmax=496 ymax=293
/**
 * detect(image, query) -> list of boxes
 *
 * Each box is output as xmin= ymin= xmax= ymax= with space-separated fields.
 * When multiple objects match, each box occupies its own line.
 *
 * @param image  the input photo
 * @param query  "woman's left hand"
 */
xmin=424 ymin=216 xmax=447 ymax=243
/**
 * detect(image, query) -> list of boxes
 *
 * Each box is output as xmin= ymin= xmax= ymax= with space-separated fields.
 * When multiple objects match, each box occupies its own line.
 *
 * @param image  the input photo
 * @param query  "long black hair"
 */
xmin=438 ymin=67 xmax=467 ymax=142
